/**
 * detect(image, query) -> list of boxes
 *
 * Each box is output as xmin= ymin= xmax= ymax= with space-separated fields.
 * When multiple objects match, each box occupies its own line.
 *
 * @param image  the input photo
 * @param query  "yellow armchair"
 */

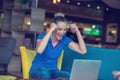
xmin=20 ymin=46 xmax=64 ymax=79
xmin=20 ymin=46 xmax=36 ymax=79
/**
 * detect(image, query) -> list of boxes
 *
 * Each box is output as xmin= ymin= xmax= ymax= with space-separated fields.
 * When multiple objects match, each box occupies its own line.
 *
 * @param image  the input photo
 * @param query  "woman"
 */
xmin=29 ymin=16 xmax=87 ymax=78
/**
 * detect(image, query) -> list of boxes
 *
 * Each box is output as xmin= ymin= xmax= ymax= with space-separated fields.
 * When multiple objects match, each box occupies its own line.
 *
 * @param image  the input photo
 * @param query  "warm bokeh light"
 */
xmin=53 ymin=0 xmax=61 ymax=4
xmin=53 ymin=0 xmax=57 ymax=4
xmin=57 ymin=0 xmax=61 ymax=3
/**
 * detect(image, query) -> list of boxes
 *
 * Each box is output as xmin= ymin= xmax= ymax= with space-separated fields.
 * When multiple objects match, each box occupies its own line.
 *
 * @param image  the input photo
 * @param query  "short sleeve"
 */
xmin=37 ymin=32 xmax=46 ymax=40
xmin=63 ymin=36 xmax=73 ymax=46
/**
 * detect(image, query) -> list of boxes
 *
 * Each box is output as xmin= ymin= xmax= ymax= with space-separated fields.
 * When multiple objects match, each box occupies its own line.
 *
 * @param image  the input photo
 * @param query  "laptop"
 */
xmin=70 ymin=59 xmax=101 ymax=80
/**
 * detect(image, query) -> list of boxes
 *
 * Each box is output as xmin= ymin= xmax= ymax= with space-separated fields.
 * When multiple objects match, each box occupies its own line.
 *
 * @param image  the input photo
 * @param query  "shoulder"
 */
xmin=37 ymin=32 xmax=46 ymax=40
xmin=39 ymin=32 xmax=46 ymax=36
xmin=63 ymin=35 xmax=72 ymax=40
xmin=62 ymin=35 xmax=73 ymax=45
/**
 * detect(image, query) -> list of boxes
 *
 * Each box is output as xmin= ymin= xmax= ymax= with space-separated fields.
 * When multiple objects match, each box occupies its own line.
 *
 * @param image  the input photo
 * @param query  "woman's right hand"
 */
xmin=50 ymin=23 xmax=58 ymax=32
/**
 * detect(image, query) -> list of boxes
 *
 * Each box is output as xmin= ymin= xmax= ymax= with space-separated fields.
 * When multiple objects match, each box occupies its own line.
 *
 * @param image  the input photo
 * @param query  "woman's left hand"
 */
xmin=69 ymin=23 xmax=79 ymax=33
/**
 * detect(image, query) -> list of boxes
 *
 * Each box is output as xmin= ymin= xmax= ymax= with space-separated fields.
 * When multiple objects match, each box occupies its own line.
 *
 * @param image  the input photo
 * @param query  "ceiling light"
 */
xmin=77 ymin=2 xmax=80 ymax=5
xmin=87 ymin=4 xmax=91 ymax=7
xmin=66 ymin=0 xmax=70 ymax=3
xmin=57 ymin=0 xmax=61 ymax=3
xmin=106 ymin=8 xmax=109 ymax=11
xmin=53 ymin=0 xmax=56 ymax=4
xmin=53 ymin=0 xmax=61 ymax=4
xmin=97 ymin=6 xmax=100 ymax=9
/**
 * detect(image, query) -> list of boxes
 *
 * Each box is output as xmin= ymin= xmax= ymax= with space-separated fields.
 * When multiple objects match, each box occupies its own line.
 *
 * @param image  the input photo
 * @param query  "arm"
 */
xmin=36 ymin=23 xmax=57 ymax=54
xmin=68 ymin=23 xmax=87 ymax=54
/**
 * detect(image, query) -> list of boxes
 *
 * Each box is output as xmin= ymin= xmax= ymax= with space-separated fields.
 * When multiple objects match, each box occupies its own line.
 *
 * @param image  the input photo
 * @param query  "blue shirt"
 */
xmin=29 ymin=32 xmax=72 ymax=74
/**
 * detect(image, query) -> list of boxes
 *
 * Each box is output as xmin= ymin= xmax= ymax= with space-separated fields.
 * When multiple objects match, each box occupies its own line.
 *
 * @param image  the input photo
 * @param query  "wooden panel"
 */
xmin=30 ymin=8 xmax=45 ymax=32
xmin=11 ymin=10 xmax=25 ymax=30
xmin=2 ymin=10 xmax=12 ymax=30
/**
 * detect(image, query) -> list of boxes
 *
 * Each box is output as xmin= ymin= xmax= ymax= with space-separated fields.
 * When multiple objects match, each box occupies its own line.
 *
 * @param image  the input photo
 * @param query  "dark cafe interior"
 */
xmin=0 ymin=0 xmax=120 ymax=80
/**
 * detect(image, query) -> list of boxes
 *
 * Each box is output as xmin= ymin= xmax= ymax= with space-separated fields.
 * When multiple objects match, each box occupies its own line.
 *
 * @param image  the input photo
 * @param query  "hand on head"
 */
xmin=50 ymin=23 xmax=58 ymax=31
xmin=69 ymin=23 xmax=79 ymax=33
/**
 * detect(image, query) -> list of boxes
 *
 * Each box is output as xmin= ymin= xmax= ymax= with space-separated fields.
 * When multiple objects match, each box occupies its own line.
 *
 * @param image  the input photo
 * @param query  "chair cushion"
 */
xmin=0 ymin=75 xmax=16 ymax=80
xmin=26 ymin=49 xmax=36 ymax=68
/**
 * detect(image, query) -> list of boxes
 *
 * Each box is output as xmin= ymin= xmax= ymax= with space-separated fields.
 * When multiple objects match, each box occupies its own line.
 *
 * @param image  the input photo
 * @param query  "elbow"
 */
xmin=36 ymin=49 xmax=43 ymax=54
xmin=37 ymin=50 xmax=43 ymax=54
xmin=80 ymin=50 xmax=87 ymax=54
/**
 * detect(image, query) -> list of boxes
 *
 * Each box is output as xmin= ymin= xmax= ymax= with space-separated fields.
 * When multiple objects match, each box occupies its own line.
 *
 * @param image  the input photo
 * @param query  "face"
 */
xmin=54 ymin=21 xmax=67 ymax=41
